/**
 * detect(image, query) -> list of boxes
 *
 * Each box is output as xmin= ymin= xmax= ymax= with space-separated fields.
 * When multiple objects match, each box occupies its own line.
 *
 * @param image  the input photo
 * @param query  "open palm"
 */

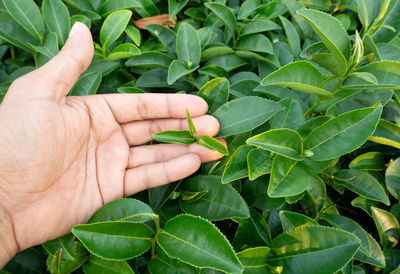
xmin=0 ymin=23 xmax=223 ymax=257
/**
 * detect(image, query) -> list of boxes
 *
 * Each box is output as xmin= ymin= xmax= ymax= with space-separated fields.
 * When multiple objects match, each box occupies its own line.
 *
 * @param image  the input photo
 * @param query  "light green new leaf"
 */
xmin=153 ymin=130 xmax=194 ymax=145
xmin=89 ymin=198 xmax=154 ymax=224
xmin=386 ymin=157 xmax=400 ymax=199
xmin=261 ymin=61 xmax=333 ymax=99
xmin=334 ymin=169 xmax=390 ymax=205
xmin=42 ymin=0 xmax=70 ymax=46
xmin=280 ymin=16 xmax=301 ymax=58
xmin=197 ymin=135 xmax=229 ymax=156
xmin=268 ymin=155 xmax=310 ymax=197
xmin=303 ymin=105 xmax=382 ymax=161
xmin=356 ymin=0 xmax=380 ymax=30
xmin=125 ymin=51 xmax=172 ymax=69
xmin=197 ymin=78 xmax=229 ymax=113
xmin=247 ymin=149 xmax=272 ymax=181
xmin=247 ymin=129 xmax=303 ymax=160
xmin=371 ymin=207 xmax=400 ymax=248
xmin=349 ymin=151 xmax=385 ymax=171
xmin=237 ymin=247 xmax=270 ymax=273
xmin=157 ymin=214 xmax=243 ymax=274
xmin=180 ymin=175 xmax=249 ymax=220
xmin=205 ymin=3 xmax=238 ymax=39
xmin=176 ymin=22 xmax=201 ymax=68
xmin=149 ymin=246 xmax=197 ymax=274
xmin=323 ymin=214 xmax=385 ymax=268
xmin=3 ymin=0 xmax=45 ymax=42
xmin=186 ymin=108 xmax=196 ymax=137
xmin=268 ymin=226 xmax=361 ymax=274
xmin=350 ymin=72 xmax=378 ymax=85
xmin=83 ymin=256 xmax=134 ymax=274
xmin=297 ymin=9 xmax=351 ymax=76
xmin=236 ymin=34 xmax=273 ymax=54
xmin=72 ymin=222 xmax=153 ymax=260
xmin=301 ymin=42 xmax=343 ymax=75
xmin=99 ymin=0 xmax=141 ymax=16
xmin=168 ymin=0 xmax=189 ymax=19
xmin=125 ymin=25 xmax=141 ymax=46
xmin=167 ymin=60 xmax=198 ymax=85
xmin=343 ymin=61 xmax=400 ymax=89
xmin=100 ymin=10 xmax=132 ymax=50
xmin=280 ymin=211 xmax=317 ymax=232
xmin=222 ymin=145 xmax=252 ymax=184
xmin=213 ymin=96 xmax=283 ymax=137
xmin=108 ymin=43 xmax=141 ymax=60
xmin=69 ymin=71 xmax=102 ymax=96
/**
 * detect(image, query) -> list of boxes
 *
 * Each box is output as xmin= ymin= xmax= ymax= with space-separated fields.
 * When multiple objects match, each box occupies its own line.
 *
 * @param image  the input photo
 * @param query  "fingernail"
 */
xmin=68 ymin=22 xmax=82 ymax=38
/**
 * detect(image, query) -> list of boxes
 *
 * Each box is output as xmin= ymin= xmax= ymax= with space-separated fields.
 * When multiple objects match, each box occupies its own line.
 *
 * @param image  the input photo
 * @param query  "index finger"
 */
xmin=95 ymin=93 xmax=209 ymax=123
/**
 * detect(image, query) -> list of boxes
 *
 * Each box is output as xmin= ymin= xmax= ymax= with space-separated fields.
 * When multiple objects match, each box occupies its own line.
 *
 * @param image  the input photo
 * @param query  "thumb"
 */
xmin=9 ymin=22 xmax=94 ymax=101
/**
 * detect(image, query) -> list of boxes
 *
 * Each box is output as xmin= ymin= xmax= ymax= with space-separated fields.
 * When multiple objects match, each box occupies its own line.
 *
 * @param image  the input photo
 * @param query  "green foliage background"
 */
xmin=1 ymin=0 xmax=400 ymax=273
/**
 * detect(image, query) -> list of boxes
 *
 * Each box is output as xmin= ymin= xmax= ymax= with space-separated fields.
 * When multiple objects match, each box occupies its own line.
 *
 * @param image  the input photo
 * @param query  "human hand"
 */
xmin=0 ymin=23 xmax=223 ymax=265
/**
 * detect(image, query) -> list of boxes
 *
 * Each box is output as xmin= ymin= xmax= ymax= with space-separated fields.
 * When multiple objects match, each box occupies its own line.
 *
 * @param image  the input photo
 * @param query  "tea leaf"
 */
xmin=237 ymin=247 xmax=270 ymax=272
xmin=157 ymin=214 xmax=243 ymax=273
xmin=279 ymin=211 xmax=318 ymax=231
xmin=197 ymin=135 xmax=228 ymax=156
xmin=153 ymin=130 xmax=195 ymax=145
xmin=100 ymin=10 xmax=132 ymax=50
xmin=247 ymin=149 xmax=272 ymax=181
xmin=205 ymin=3 xmax=238 ymax=39
xmin=42 ymin=0 xmax=70 ymax=46
xmin=72 ymin=222 xmax=153 ymax=260
xmin=197 ymin=78 xmax=229 ymax=113
xmin=83 ymin=256 xmax=134 ymax=273
xmin=69 ymin=71 xmax=102 ymax=96
xmin=386 ymin=157 xmax=400 ymax=200
xmin=108 ymin=43 xmax=141 ymax=60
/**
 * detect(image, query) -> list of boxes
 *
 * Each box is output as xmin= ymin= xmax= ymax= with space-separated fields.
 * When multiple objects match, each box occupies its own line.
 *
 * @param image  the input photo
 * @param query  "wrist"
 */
xmin=0 ymin=205 xmax=18 ymax=268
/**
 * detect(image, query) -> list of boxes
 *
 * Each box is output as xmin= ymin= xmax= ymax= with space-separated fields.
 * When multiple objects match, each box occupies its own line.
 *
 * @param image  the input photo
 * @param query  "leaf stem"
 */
xmin=151 ymin=214 xmax=161 ymax=259
xmin=304 ymin=99 xmax=321 ymax=117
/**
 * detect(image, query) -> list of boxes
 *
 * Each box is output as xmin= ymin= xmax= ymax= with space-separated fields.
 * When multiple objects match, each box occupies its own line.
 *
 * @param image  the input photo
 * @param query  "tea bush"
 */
xmin=1 ymin=0 xmax=400 ymax=273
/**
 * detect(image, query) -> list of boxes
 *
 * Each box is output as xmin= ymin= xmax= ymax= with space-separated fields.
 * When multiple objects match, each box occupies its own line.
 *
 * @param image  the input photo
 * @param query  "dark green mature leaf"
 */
xmin=349 ymin=151 xmax=385 ymax=171
xmin=98 ymin=0 xmax=141 ymax=16
xmin=83 ymin=255 xmax=134 ymax=273
xmin=268 ymin=226 xmax=361 ymax=274
xmin=213 ymin=96 xmax=283 ymax=137
xmin=157 ymin=214 xmax=243 ymax=273
xmin=168 ymin=0 xmax=189 ymax=19
xmin=100 ymin=10 xmax=132 ymax=50
xmin=371 ymin=206 xmax=400 ymax=248
xmin=197 ymin=78 xmax=229 ymax=113
xmin=145 ymin=24 xmax=177 ymax=56
xmin=126 ymin=51 xmax=172 ymax=69
xmin=270 ymin=98 xmax=305 ymax=130
xmin=236 ymin=34 xmax=273 ymax=54
xmin=240 ymin=18 xmax=281 ymax=36
xmin=69 ymin=71 xmax=102 ymax=96
xmin=279 ymin=211 xmax=318 ymax=231
xmin=153 ymin=130 xmax=194 ymax=145
xmin=42 ymin=0 xmax=70 ymax=46
xmin=108 ymin=43 xmax=141 ymax=60
xmin=176 ymin=22 xmax=201 ymax=68
xmin=322 ymin=214 xmax=385 ymax=268
xmin=247 ymin=129 xmax=303 ymax=160
xmin=370 ymin=119 xmax=400 ymax=149
xmin=261 ymin=61 xmax=333 ymax=99
xmin=269 ymin=155 xmax=310 ymax=197
xmin=3 ymin=0 xmax=45 ymax=42
xmin=197 ymin=135 xmax=229 ymax=156
xmin=222 ymin=145 xmax=252 ymax=184
xmin=237 ymin=247 xmax=270 ymax=273
xmin=180 ymin=175 xmax=249 ymax=220
xmin=386 ymin=157 xmax=400 ymax=200
xmin=167 ymin=60 xmax=198 ymax=85
xmin=343 ymin=61 xmax=400 ymax=89
xmin=334 ymin=169 xmax=390 ymax=205
xmin=247 ymin=149 xmax=272 ymax=180
xmin=72 ymin=222 xmax=153 ymax=260
xmin=89 ymin=198 xmax=154 ymax=223
xmin=205 ymin=3 xmax=238 ymax=39
xmin=303 ymin=105 xmax=383 ymax=161
xmin=149 ymin=246 xmax=197 ymax=274
xmin=297 ymin=9 xmax=350 ymax=76
xmin=279 ymin=16 xmax=301 ymax=58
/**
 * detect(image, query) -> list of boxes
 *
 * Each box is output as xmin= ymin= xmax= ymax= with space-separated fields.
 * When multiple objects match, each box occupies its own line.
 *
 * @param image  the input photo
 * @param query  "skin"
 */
xmin=0 ymin=23 xmax=224 ymax=267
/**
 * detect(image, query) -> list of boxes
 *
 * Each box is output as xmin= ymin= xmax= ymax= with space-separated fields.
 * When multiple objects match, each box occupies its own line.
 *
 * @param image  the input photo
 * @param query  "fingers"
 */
xmin=122 ymin=115 xmax=219 ymax=146
xmin=124 ymin=153 xmax=201 ymax=196
xmin=10 ymin=23 xmax=94 ymax=101
xmin=128 ymin=140 xmax=227 ymax=168
xmin=100 ymin=93 xmax=208 ymax=123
